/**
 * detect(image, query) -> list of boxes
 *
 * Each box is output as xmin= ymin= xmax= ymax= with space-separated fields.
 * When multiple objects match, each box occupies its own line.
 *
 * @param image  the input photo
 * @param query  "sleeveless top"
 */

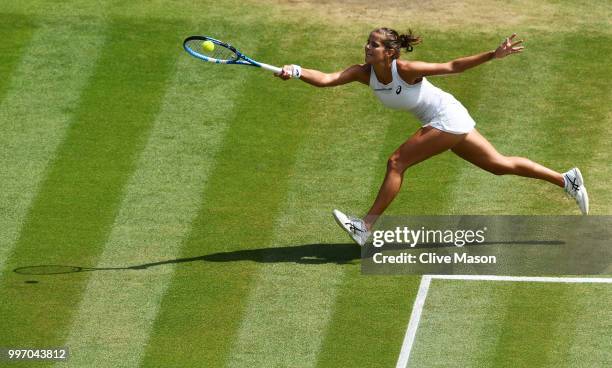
xmin=369 ymin=59 xmax=460 ymax=124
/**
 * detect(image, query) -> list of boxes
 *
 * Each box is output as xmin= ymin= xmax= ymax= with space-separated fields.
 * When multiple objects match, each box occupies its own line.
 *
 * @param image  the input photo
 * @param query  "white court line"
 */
xmin=429 ymin=275 xmax=612 ymax=284
xmin=396 ymin=275 xmax=432 ymax=368
xmin=396 ymin=275 xmax=612 ymax=368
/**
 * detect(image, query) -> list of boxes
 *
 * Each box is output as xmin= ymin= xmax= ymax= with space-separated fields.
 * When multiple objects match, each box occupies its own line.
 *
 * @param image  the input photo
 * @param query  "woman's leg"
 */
xmin=451 ymin=129 xmax=564 ymax=187
xmin=363 ymin=126 xmax=467 ymax=229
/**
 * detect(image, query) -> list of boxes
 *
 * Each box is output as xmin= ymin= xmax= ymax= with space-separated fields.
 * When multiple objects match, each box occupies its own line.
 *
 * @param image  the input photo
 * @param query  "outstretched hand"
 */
xmin=494 ymin=33 xmax=524 ymax=59
xmin=275 ymin=65 xmax=293 ymax=80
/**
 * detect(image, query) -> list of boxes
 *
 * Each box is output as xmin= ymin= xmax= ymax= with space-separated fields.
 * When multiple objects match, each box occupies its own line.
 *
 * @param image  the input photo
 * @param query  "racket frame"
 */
xmin=183 ymin=36 xmax=281 ymax=73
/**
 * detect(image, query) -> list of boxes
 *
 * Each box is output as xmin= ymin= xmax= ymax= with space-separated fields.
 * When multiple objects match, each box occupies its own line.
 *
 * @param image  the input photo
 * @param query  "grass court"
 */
xmin=0 ymin=1 xmax=610 ymax=366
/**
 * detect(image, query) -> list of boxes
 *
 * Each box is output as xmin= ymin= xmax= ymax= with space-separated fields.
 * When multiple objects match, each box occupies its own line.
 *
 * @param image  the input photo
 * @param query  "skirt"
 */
xmin=423 ymin=100 xmax=476 ymax=135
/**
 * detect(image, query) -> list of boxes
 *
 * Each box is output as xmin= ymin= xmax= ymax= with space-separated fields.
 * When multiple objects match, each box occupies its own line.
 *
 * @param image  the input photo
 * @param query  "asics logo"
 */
xmin=396 ymin=85 xmax=402 ymax=94
xmin=346 ymin=222 xmax=364 ymax=234
xmin=565 ymin=174 xmax=580 ymax=192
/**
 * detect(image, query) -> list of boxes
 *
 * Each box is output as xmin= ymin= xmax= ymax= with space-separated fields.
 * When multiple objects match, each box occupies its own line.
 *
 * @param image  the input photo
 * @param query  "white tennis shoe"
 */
xmin=563 ymin=167 xmax=589 ymax=215
xmin=332 ymin=209 xmax=371 ymax=246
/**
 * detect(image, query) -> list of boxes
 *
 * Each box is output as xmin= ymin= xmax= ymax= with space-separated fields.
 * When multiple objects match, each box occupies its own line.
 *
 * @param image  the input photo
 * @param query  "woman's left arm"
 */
xmin=452 ymin=33 xmax=524 ymax=72
xmin=403 ymin=34 xmax=524 ymax=78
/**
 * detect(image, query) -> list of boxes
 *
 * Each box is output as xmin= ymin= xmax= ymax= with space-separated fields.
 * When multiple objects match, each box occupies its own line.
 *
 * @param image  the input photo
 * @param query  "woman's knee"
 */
xmin=486 ymin=157 xmax=514 ymax=175
xmin=387 ymin=151 xmax=409 ymax=174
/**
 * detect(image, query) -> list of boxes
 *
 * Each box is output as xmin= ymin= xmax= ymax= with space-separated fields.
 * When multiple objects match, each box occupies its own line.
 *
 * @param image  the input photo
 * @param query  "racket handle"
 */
xmin=258 ymin=62 xmax=282 ymax=74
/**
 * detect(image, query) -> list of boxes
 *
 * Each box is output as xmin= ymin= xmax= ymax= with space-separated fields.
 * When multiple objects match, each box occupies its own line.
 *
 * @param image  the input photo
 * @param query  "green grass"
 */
xmin=0 ymin=1 xmax=610 ymax=367
xmin=0 ymin=14 xmax=34 ymax=101
xmin=410 ymin=280 xmax=612 ymax=367
xmin=0 ymin=17 xmax=180 ymax=359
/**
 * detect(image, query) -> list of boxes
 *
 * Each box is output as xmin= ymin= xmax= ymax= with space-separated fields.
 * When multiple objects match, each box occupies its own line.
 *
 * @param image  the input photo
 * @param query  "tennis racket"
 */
xmin=183 ymin=35 xmax=282 ymax=74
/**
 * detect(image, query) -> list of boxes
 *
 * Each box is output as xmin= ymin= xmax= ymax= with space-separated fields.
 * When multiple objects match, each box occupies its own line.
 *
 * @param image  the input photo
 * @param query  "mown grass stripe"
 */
xmin=0 ymin=18 xmax=178 ymax=359
xmin=522 ymin=34 xmax=612 ymax=365
xmin=224 ymin=61 xmax=392 ymax=366
xmin=139 ymin=25 xmax=317 ymax=367
xmin=227 ymin=265 xmax=345 ymax=368
xmin=488 ymin=33 xmax=612 ymax=367
xmin=0 ymin=19 xmax=105 ymax=274
xmin=566 ymin=284 xmax=612 ymax=367
xmin=58 ymin=50 xmax=238 ymax=366
xmin=529 ymin=32 xmax=612 ymax=215
xmin=0 ymin=14 xmax=34 ymax=103
xmin=489 ymin=283 xmax=608 ymax=368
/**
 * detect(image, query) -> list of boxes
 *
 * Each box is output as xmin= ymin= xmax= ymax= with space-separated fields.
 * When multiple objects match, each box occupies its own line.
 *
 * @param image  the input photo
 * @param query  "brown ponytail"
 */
xmin=399 ymin=31 xmax=422 ymax=52
xmin=373 ymin=27 xmax=422 ymax=57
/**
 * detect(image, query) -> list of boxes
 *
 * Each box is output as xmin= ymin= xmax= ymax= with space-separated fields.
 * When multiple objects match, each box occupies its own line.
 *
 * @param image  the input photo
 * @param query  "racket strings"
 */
xmin=211 ymin=45 xmax=235 ymax=61
xmin=187 ymin=39 xmax=237 ymax=61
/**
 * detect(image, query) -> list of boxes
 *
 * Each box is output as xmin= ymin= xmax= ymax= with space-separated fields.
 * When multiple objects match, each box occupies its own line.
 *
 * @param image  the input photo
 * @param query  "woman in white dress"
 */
xmin=276 ymin=27 xmax=588 ymax=245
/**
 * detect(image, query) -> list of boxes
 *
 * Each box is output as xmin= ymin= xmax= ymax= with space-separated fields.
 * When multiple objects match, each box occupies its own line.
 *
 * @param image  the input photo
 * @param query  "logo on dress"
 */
xmin=396 ymin=85 xmax=402 ymax=95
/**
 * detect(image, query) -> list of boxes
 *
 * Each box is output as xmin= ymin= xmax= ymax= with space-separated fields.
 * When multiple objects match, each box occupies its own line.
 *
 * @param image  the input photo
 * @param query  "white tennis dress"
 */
xmin=369 ymin=59 xmax=475 ymax=134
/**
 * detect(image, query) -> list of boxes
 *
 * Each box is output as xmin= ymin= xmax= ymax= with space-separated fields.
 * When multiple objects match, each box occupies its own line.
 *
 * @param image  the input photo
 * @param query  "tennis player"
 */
xmin=276 ymin=28 xmax=589 ymax=246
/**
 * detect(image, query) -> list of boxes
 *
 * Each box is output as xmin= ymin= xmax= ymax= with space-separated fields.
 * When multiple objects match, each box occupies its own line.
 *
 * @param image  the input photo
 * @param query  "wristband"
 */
xmin=291 ymin=64 xmax=302 ymax=79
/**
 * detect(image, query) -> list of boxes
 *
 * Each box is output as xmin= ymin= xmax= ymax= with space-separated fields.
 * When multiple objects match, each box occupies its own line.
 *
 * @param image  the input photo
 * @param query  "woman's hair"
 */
xmin=373 ymin=27 xmax=422 ymax=57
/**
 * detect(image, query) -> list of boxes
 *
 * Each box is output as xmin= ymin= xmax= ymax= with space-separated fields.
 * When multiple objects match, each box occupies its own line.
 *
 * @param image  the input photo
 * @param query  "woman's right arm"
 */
xmin=276 ymin=64 xmax=369 ymax=87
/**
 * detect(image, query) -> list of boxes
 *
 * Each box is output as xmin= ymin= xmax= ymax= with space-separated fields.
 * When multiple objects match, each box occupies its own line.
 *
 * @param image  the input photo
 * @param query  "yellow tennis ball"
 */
xmin=202 ymin=40 xmax=215 ymax=52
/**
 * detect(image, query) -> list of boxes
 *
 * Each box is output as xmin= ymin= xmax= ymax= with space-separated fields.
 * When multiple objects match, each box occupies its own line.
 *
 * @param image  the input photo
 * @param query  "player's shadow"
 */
xmin=200 ymin=240 xmax=564 ymax=266
xmin=14 ymin=240 xmax=565 ymax=275
xmin=154 ymin=243 xmax=361 ymax=266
